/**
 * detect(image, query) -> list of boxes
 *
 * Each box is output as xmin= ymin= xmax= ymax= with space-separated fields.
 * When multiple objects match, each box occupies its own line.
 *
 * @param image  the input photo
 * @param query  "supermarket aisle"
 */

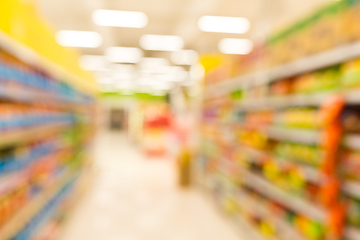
xmin=60 ymin=131 xmax=240 ymax=240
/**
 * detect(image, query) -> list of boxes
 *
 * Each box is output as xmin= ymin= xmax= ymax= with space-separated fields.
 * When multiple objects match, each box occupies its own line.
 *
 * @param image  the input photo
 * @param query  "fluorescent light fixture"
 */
xmin=139 ymin=35 xmax=184 ymax=51
xmin=171 ymin=50 xmax=199 ymax=65
xmin=56 ymin=30 xmax=102 ymax=48
xmin=218 ymin=38 xmax=253 ymax=55
xmin=198 ymin=16 xmax=250 ymax=34
xmin=79 ymin=55 xmax=108 ymax=71
xmin=105 ymin=47 xmax=143 ymax=63
xmin=139 ymin=58 xmax=170 ymax=71
xmin=93 ymin=9 xmax=148 ymax=28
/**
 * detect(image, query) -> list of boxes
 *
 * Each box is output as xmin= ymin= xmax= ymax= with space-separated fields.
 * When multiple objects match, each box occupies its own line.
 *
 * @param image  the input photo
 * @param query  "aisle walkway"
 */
xmin=60 ymin=131 xmax=239 ymax=240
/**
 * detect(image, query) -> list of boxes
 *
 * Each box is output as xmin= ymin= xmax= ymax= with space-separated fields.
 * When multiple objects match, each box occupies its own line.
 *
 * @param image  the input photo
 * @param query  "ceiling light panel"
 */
xmin=56 ymin=30 xmax=102 ymax=48
xmin=139 ymin=35 xmax=184 ymax=51
xmin=218 ymin=38 xmax=253 ymax=55
xmin=105 ymin=47 xmax=143 ymax=63
xmin=93 ymin=10 xmax=148 ymax=28
xmin=198 ymin=16 xmax=250 ymax=34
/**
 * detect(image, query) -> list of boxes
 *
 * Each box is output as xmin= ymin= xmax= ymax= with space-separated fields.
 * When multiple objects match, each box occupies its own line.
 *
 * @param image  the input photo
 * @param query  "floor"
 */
xmin=60 ymin=131 xmax=240 ymax=240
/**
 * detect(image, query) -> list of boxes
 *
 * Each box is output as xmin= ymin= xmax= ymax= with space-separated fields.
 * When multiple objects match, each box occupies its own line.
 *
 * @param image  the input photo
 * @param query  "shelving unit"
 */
xmin=0 ymin=170 xmax=29 ymax=197
xmin=205 ymin=41 xmax=360 ymax=99
xmin=266 ymin=127 xmax=322 ymax=145
xmin=0 ymin=86 xmax=88 ymax=108
xmin=237 ymin=190 xmax=306 ymax=240
xmin=0 ymin=30 xmax=97 ymax=94
xmin=345 ymin=227 xmax=360 ymax=240
xmin=200 ymin=12 xmax=360 ymax=240
xmin=343 ymin=134 xmax=360 ymax=150
xmin=0 ymin=124 xmax=69 ymax=149
xmin=238 ymin=168 xmax=327 ymax=221
xmin=342 ymin=181 xmax=360 ymax=199
xmin=0 ymin=170 xmax=74 ymax=240
xmin=0 ymin=7 xmax=95 ymax=240
xmin=233 ymin=90 xmax=360 ymax=111
xmin=239 ymin=145 xmax=322 ymax=183
xmin=233 ymin=215 xmax=271 ymax=240
xmin=236 ymin=93 xmax=333 ymax=110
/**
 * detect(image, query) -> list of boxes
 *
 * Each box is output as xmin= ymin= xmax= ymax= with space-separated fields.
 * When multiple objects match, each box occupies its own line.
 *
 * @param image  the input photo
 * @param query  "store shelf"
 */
xmin=0 ymin=170 xmax=29 ymax=196
xmin=227 ymin=123 xmax=321 ymax=144
xmin=344 ymin=90 xmax=360 ymax=105
xmin=0 ymin=169 xmax=74 ymax=240
xmin=0 ymin=30 xmax=96 ymax=94
xmin=235 ymin=90 xmax=360 ymax=111
xmin=271 ymin=93 xmax=332 ymax=108
xmin=205 ymin=41 xmax=360 ymax=98
xmin=203 ymin=119 xmax=236 ymax=125
xmin=240 ymin=145 xmax=267 ymax=164
xmin=239 ymin=168 xmax=327 ymax=222
xmin=240 ymin=145 xmax=322 ymax=183
xmin=237 ymin=93 xmax=333 ymax=111
xmin=344 ymin=134 xmax=360 ymax=150
xmin=0 ymin=144 xmax=70 ymax=197
xmin=0 ymin=123 xmax=69 ymax=149
xmin=268 ymin=41 xmax=360 ymax=81
xmin=205 ymin=120 xmax=322 ymax=145
xmin=237 ymin=190 xmax=306 ymax=240
xmin=233 ymin=215 xmax=270 ymax=240
xmin=0 ymin=86 xmax=87 ymax=107
xmin=342 ymin=180 xmax=360 ymax=198
xmin=266 ymin=127 xmax=322 ymax=145
xmin=344 ymin=226 xmax=360 ymax=240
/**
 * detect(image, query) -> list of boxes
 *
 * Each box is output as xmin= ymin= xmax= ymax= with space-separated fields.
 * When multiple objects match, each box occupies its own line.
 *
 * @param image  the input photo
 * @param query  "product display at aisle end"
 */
xmin=142 ymin=102 xmax=171 ymax=156
xmin=199 ymin=1 xmax=360 ymax=240
xmin=0 ymin=41 xmax=95 ymax=239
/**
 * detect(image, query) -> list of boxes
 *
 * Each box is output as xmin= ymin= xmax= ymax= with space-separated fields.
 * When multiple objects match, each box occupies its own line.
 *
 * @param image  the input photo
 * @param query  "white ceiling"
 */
xmin=37 ymin=0 xmax=334 ymax=93
xmin=38 ymin=0 xmax=332 ymax=57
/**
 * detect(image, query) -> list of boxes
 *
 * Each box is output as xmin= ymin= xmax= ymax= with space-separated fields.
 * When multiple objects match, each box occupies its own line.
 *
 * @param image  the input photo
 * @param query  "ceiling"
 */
xmin=38 ymin=0 xmax=332 ymax=56
xmin=36 ymin=0 xmax=333 ymax=93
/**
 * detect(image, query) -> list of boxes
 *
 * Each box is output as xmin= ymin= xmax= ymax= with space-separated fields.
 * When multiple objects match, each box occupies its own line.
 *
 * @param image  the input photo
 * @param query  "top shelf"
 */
xmin=205 ymin=41 xmax=360 ymax=99
xmin=0 ymin=30 xmax=97 ymax=94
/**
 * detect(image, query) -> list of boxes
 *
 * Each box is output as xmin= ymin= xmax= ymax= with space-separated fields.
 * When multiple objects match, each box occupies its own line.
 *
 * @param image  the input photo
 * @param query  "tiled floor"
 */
xmin=60 ymin=131 xmax=240 ymax=240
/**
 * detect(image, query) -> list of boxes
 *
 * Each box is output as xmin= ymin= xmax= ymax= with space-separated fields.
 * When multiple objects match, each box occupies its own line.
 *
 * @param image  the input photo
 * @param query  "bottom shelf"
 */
xmin=345 ymin=226 xmax=360 ymax=240
xmin=0 ymin=169 xmax=75 ymax=240
xmin=34 ymin=164 xmax=94 ymax=240
xmin=232 ymin=215 xmax=272 ymax=240
xmin=238 ymin=168 xmax=327 ymax=222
